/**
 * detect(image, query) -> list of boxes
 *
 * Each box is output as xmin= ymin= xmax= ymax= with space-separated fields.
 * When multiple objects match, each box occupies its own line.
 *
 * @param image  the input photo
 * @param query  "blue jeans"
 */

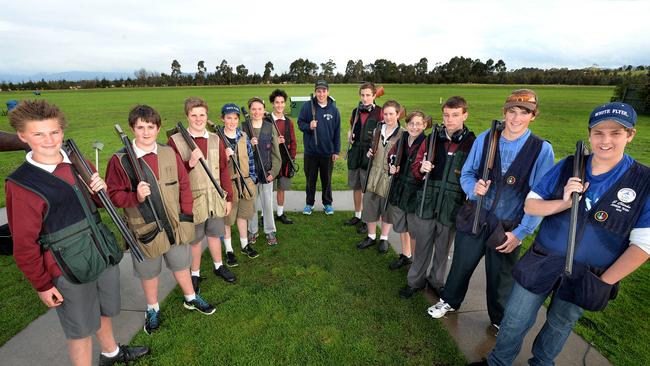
xmin=488 ymin=282 xmax=584 ymax=366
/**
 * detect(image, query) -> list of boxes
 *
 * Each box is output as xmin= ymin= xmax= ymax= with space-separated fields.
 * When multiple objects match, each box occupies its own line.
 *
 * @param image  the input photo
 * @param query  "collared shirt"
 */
xmin=26 ymin=149 xmax=71 ymax=173
xmin=381 ymin=124 xmax=400 ymax=145
xmin=132 ymin=140 xmax=158 ymax=158
xmin=189 ymin=129 xmax=209 ymax=139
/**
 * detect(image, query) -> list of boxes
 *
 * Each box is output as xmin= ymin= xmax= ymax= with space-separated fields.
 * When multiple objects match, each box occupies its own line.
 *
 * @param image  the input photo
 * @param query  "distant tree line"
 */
xmin=2 ymin=57 xmax=648 ymax=91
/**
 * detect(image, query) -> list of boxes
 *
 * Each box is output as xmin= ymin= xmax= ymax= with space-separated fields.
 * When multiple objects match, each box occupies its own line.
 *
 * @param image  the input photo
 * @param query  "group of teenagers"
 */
xmin=4 ymin=78 xmax=649 ymax=366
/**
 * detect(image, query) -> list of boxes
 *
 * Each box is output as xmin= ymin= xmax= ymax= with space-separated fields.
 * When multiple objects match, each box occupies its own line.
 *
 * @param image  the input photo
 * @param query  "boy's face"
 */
xmin=442 ymin=107 xmax=467 ymax=135
xmin=18 ymin=118 xmax=63 ymax=164
xmin=222 ymin=113 xmax=240 ymax=132
xmin=589 ymin=120 xmax=635 ymax=163
xmin=250 ymin=101 xmax=265 ymax=120
xmin=407 ymin=116 xmax=425 ymax=137
xmin=503 ymin=107 xmax=535 ymax=136
xmin=383 ymin=106 xmax=399 ymax=127
xmin=315 ymin=88 xmax=328 ymax=104
xmin=359 ymin=88 xmax=375 ymax=106
xmin=131 ymin=118 xmax=160 ymax=151
xmin=272 ymin=97 xmax=285 ymax=115
xmin=187 ymin=106 xmax=208 ymax=134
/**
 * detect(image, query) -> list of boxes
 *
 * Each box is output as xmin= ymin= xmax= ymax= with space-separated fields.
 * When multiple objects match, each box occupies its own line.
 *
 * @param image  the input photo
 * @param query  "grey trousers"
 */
xmin=407 ymin=215 xmax=455 ymax=289
xmin=248 ymin=182 xmax=277 ymax=235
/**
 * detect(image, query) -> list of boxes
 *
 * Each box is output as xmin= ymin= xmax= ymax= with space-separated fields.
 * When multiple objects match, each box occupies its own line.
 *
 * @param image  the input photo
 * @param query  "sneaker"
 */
xmin=247 ymin=231 xmax=258 ymax=244
xmin=214 ymin=265 xmax=236 ymax=283
xmin=302 ymin=205 xmax=313 ymax=215
xmin=427 ymin=299 xmax=455 ymax=318
xmin=356 ymin=222 xmax=368 ymax=234
xmin=378 ymin=239 xmax=390 ymax=253
xmin=266 ymin=232 xmax=278 ymax=246
xmin=183 ymin=294 xmax=216 ymax=315
xmin=399 ymin=285 xmax=423 ymax=299
xmin=467 ymin=360 xmax=489 ymax=366
xmin=191 ymin=275 xmax=202 ymax=294
xmin=345 ymin=216 xmax=361 ymax=225
xmin=225 ymin=251 xmax=239 ymax=267
xmin=143 ymin=308 xmax=160 ymax=335
xmin=389 ymin=254 xmax=413 ymax=270
xmin=324 ymin=205 xmax=334 ymax=215
xmin=276 ymin=213 xmax=294 ymax=224
xmin=356 ymin=236 xmax=376 ymax=249
xmin=241 ymin=244 xmax=259 ymax=258
xmin=99 ymin=344 xmax=150 ymax=366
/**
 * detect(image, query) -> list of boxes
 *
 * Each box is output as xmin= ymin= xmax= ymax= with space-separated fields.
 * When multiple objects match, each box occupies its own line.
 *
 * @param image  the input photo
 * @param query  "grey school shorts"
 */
xmin=389 ymin=205 xmax=409 ymax=233
xmin=52 ymin=264 xmax=121 ymax=339
xmin=132 ymin=243 xmax=190 ymax=279
xmin=361 ymin=191 xmax=393 ymax=224
xmin=347 ymin=168 xmax=367 ymax=190
xmin=274 ymin=176 xmax=292 ymax=191
xmin=194 ymin=217 xmax=226 ymax=242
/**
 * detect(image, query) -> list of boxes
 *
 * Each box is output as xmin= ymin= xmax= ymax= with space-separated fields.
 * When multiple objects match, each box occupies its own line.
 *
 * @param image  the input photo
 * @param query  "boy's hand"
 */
xmin=266 ymin=174 xmax=274 ymax=182
xmin=278 ymin=135 xmax=285 ymax=144
xmin=88 ymin=172 xmax=107 ymax=193
xmin=495 ymin=232 xmax=522 ymax=253
xmin=420 ymin=160 xmax=434 ymax=173
xmin=225 ymin=202 xmax=232 ymax=216
xmin=225 ymin=147 xmax=234 ymax=158
xmin=563 ymin=177 xmax=589 ymax=205
xmin=189 ymin=148 xmax=204 ymax=168
xmin=474 ymin=179 xmax=491 ymax=196
xmin=310 ymin=120 xmax=318 ymax=130
xmin=136 ymin=181 xmax=151 ymax=203
xmin=38 ymin=287 xmax=64 ymax=307
xmin=332 ymin=154 xmax=339 ymax=162
xmin=367 ymin=148 xmax=374 ymax=158
xmin=251 ymin=137 xmax=258 ymax=146
xmin=389 ymin=165 xmax=400 ymax=175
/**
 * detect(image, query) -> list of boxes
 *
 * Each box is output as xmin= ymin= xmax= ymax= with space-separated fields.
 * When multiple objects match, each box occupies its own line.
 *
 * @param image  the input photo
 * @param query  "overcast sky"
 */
xmin=1 ymin=0 xmax=648 ymax=76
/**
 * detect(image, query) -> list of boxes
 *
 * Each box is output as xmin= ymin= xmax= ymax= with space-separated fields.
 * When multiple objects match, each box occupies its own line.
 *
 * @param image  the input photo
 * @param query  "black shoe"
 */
xmin=356 ymin=237 xmax=376 ymax=249
xmin=99 ymin=344 xmax=150 ymax=366
xmin=276 ymin=214 xmax=294 ymax=224
xmin=356 ymin=222 xmax=368 ymax=234
xmin=241 ymin=244 xmax=259 ymax=258
xmin=143 ymin=308 xmax=160 ymax=335
xmin=183 ymin=294 xmax=216 ymax=315
xmin=399 ymin=285 xmax=423 ymax=299
xmin=467 ymin=359 xmax=489 ymax=366
xmin=389 ymin=254 xmax=413 ymax=270
xmin=214 ymin=265 xmax=236 ymax=283
xmin=191 ymin=275 xmax=202 ymax=294
xmin=345 ymin=216 xmax=361 ymax=226
xmin=225 ymin=251 xmax=239 ymax=267
xmin=378 ymin=239 xmax=390 ymax=253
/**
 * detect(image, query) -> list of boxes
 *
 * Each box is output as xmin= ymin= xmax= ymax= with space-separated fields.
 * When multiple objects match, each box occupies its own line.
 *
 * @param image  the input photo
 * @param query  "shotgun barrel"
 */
xmin=565 ymin=140 xmax=588 ymax=275
xmin=175 ymin=122 xmax=226 ymax=198
xmin=472 ymin=119 xmax=504 ymax=235
xmin=419 ymin=124 xmax=440 ymax=217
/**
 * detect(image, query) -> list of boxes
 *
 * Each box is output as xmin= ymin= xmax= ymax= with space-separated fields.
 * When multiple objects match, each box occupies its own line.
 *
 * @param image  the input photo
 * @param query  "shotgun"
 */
xmin=174 ymin=122 xmax=226 ymax=198
xmin=384 ymin=130 xmax=407 ymax=211
xmin=266 ymin=113 xmax=299 ymax=174
xmin=240 ymin=107 xmax=268 ymax=184
xmin=419 ymin=124 xmax=440 ymax=217
xmin=565 ymin=140 xmax=588 ymax=275
xmin=310 ymin=93 xmax=318 ymax=146
xmin=344 ymin=102 xmax=362 ymax=160
xmin=472 ymin=119 xmax=505 ymax=235
xmin=114 ymin=124 xmax=164 ymax=243
xmin=363 ymin=122 xmax=384 ymax=194
xmin=206 ymin=120 xmax=253 ymax=198
xmin=63 ymin=139 xmax=145 ymax=262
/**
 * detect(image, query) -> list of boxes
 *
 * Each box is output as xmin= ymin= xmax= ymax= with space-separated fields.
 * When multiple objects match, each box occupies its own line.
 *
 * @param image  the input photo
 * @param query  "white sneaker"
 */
xmin=427 ymin=299 xmax=455 ymax=318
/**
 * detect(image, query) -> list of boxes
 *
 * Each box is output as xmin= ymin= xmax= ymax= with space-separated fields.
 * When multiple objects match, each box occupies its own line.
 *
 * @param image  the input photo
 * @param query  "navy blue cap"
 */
xmin=315 ymin=79 xmax=329 ymax=90
xmin=589 ymin=102 xmax=637 ymax=128
xmin=221 ymin=103 xmax=240 ymax=116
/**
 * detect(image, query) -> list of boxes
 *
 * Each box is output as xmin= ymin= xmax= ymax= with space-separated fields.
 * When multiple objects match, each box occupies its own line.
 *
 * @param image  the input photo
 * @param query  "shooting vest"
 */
xmin=388 ymin=133 xmax=426 ymax=213
xmin=170 ymin=132 xmax=227 ymax=222
xmin=228 ymin=131 xmax=256 ymax=202
xmin=417 ymin=130 xmax=476 ymax=224
xmin=366 ymin=125 xmax=404 ymax=197
xmin=512 ymin=156 xmax=650 ymax=311
xmin=249 ymin=120 xmax=275 ymax=180
xmin=116 ymin=145 xmax=195 ymax=259
xmin=7 ymin=162 xmax=123 ymax=284
xmin=348 ymin=106 xmax=382 ymax=171
xmin=271 ymin=114 xmax=296 ymax=178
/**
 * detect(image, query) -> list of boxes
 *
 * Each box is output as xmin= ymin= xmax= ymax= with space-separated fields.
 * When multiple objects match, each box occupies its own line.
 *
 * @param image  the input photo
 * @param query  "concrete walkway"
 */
xmin=0 ymin=193 xmax=610 ymax=365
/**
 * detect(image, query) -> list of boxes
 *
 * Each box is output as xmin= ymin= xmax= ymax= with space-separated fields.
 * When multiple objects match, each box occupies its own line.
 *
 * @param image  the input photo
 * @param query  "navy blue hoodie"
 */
xmin=297 ymin=96 xmax=341 ymax=157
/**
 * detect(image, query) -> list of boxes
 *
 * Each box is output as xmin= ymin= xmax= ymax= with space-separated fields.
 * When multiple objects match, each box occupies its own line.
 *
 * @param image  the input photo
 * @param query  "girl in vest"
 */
xmin=168 ymin=98 xmax=236 ymax=291
xmin=356 ymin=100 xmax=406 ymax=254
xmin=386 ymin=111 xmax=428 ymax=271
xmin=246 ymin=97 xmax=281 ymax=246
xmin=220 ymin=103 xmax=260 ymax=260
xmin=6 ymin=100 xmax=149 ymax=365
xmin=482 ymin=103 xmax=650 ymax=366
xmin=106 ymin=105 xmax=218 ymax=336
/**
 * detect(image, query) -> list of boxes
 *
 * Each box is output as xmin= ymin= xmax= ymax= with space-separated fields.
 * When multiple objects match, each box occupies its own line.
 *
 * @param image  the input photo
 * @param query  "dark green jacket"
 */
xmin=388 ymin=133 xmax=427 ymax=213
xmin=347 ymin=105 xmax=382 ymax=170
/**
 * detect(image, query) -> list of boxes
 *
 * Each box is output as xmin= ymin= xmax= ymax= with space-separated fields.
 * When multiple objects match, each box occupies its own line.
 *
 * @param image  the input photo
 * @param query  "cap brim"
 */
xmin=589 ymin=117 xmax=634 ymax=129
xmin=504 ymin=101 xmax=536 ymax=111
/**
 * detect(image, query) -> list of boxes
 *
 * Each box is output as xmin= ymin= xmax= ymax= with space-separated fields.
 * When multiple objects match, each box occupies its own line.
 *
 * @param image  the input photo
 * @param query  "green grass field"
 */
xmin=1 ymin=84 xmax=649 ymax=365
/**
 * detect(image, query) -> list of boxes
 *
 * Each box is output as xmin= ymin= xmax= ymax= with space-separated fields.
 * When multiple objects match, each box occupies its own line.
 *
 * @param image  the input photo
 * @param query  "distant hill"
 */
xmin=0 ymin=71 xmax=132 ymax=83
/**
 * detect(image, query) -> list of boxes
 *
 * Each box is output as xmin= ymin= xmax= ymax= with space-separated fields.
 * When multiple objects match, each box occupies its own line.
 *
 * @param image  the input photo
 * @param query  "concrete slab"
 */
xmin=0 ymin=207 xmax=6 ymax=225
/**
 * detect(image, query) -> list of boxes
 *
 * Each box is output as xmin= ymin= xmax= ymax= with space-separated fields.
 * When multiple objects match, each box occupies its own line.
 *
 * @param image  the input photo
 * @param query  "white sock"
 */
xmin=191 ymin=270 xmax=200 ymax=277
xmin=214 ymin=261 xmax=223 ymax=270
xmin=224 ymin=238 xmax=233 ymax=252
xmin=184 ymin=293 xmax=196 ymax=302
xmin=277 ymin=206 xmax=284 ymax=216
xmin=404 ymin=253 xmax=412 ymax=258
xmin=355 ymin=211 xmax=362 ymax=219
xmin=380 ymin=235 xmax=389 ymax=241
xmin=101 ymin=346 xmax=120 ymax=358
xmin=147 ymin=303 xmax=159 ymax=312
xmin=368 ymin=233 xmax=376 ymax=240
xmin=240 ymin=237 xmax=248 ymax=249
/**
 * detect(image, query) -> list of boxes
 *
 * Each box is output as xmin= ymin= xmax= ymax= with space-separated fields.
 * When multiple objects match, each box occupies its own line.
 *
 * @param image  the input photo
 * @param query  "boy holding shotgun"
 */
xmin=168 ymin=97 xmax=235 ymax=291
xmin=479 ymin=102 xmax=650 ymax=366
xmin=428 ymin=90 xmax=554 ymax=330
xmin=7 ymin=100 xmax=149 ymax=365
xmin=399 ymin=97 xmax=476 ymax=299
xmin=345 ymin=82 xmax=383 ymax=234
xmin=106 ymin=105 xmax=219 ymax=336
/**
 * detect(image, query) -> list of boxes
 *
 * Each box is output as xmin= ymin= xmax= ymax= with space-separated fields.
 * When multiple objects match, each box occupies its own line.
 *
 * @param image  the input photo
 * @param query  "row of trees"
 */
xmin=2 ymin=57 xmax=649 ymax=91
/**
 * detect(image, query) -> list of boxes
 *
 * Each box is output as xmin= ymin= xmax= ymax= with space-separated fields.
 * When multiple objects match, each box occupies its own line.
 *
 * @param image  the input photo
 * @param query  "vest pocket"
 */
xmin=47 ymin=229 xmax=107 ymax=284
xmin=512 ymin=243 xmax=563 ymax=295
xmin=96 ymin=222 xmax=124 ymax=265
xmin=558 ymin=265 xmax=618 ymax=311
